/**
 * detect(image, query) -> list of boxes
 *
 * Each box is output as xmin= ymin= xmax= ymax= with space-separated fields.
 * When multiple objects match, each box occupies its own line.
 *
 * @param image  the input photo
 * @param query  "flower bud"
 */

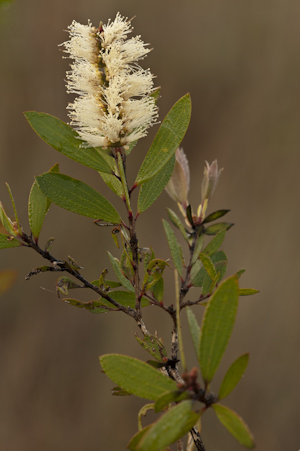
xmin=201 ymin=160 xmax=223 ymax=202
xmin=165 ymin=148 xmax=190 ymax=212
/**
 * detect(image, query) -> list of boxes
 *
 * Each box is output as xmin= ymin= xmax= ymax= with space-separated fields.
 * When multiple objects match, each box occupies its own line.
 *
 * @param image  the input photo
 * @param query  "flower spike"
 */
xmin=61 ymin=13 xmax=158 ymax=149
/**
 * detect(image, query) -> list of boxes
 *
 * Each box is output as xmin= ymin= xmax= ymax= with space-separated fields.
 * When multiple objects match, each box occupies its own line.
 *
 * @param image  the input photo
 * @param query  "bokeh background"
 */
xmin=1 ymin=1 xmax=299 ymax=450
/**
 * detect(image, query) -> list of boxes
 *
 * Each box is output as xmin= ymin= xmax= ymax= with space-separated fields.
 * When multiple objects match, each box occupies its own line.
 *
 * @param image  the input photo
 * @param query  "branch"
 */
xmin=21 ymin=232 xmax=137 ymax=319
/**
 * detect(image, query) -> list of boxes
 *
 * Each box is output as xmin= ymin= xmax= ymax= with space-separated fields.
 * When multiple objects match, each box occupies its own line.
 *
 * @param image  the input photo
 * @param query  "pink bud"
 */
xmin=165 ymin=148 xmax=190 ymax=210
xmin=201 ymin=160 xmax=223 ymax=202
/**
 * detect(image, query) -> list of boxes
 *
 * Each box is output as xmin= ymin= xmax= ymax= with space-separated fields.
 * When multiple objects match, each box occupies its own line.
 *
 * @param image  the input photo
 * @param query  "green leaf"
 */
xmin=191 ymin=234 xmax=204 ymax=265
xmin=0 ymin=269 xmax=17 ymax=296
xmin=143 ymin=248 xmax=155 ymax=272
xmin=203 ymin=210 xmax=230 ymax=224
xmin=204 ymin=222 xmax=233 ymax=235
xmin=162 ymin=219 xmax=183 ymax=277
xmin=135 ymin=334 xmax=167 ymax=362
xmin=239 ymin=288 xmax=259 ymax=296
xmin=150 ymin=277 xmax=164 ymax=302
xmin=28 ymin=163 xmax=59 ymax=240
xmin=107 ymin=291 xmax=150 ymax=308
xmin=36 ymin=173 xmax=121 ymax=224
xmin=186 ymin=308 xmax=200 ymax=357
xmin=138 ymin=155 xmax=175 ymax=214
xmin=24 ymin=112 xmax=113 ymax=173
xmin=5 ymin=183 xmax=20 ymax=230
xmin=202 ymin=229 xmax=226 ymax=257
xmin=107 ymin=252 xmax=135 ymax=293
xmin=91 ymin=279 xmax=122 ymax=289
xmin=128 ymin=426 xmax=152 ymax=451
xmin=135 ymin=94 xmax=191 ymax=185
xmin=236 ymin=269 xmax=246 ymax=278
xmin=166 ymin=208 xmax=189 ymax=242
xmin=0 ymin=202 xmax=15 ymax=236
xmin=219 ymin=354 xmax=249 ymax=400
xmin=137 ymin=401 xmax=200 ymax=451
xmin=213 ymin=403 xmax=255 ymax=448
xmin=63 ymin=298 xmax=115 ymax=313
xmin=138 ymin=404 xmax=155 ymax=430
xmin=100 ymin=354 xmax=177 ymax=400
xmin=142 ymin=259 xmax=170 ymax=292
xmin=191 ymin=251 xmax=228 ymax=292
xmin=199 ymin=253 xmax=217 ymax=280
xmin=199 ymin=275 xmax=239 ymax=383
xmin=63 ymin=291 xmax=150 ymax=313
xmin=99 ymin=171 xmax=123 ymax=197
xmin=0 ymin=234 xmax=21 ymax=249
xmin=154 ymin=390 xmax=190 ymax=413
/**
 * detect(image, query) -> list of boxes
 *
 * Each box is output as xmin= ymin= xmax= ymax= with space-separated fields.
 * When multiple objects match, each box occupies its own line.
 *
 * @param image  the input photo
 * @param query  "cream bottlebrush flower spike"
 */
xmin=61 ymin=13 xmax=158 ymax=149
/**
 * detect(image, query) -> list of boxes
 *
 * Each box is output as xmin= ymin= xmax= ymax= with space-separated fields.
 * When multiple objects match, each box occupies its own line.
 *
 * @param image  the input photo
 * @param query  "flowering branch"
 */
xmin=0 ymin=11 xmax=257 ymax=451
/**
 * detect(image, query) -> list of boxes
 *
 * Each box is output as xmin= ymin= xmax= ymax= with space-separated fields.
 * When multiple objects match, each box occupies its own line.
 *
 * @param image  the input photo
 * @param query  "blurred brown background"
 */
xmin=0 ymin=0 xmax=299 ymax=450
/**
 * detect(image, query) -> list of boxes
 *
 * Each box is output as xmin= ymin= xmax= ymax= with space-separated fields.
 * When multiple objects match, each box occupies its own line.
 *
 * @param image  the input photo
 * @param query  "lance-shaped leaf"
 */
xmin=204 ymin=222 xmax=233 ymax=235
xmin=36 ymin=173 xmax=121 ymax=224
xmin=202 ymin=229 xmax=226 ymax=257
xmin=213 ymin=403 xmax=255 ymax=448
xmin=142 ymin=259 xmax=170 ymax=292
xmin=108 ymin=252 xmax=135 ymax=293
xmin=24 ymin=112 xmax=113 ymax=173
xmin=100 ymin=170 xmax=123 ymax=197
xmin=0 ymin=202 xmax=16 ymax=236
xmin=186 ymin=308 xmax=200 ymax=357
xmin=28 ymin=163 xmax=59 ymax=240
xmin=199 ymin=253 xmax=217 ymax=280
xmin=203 ymin=209 xmax=230 ymax=224
xmin=5 ymin=183 xmax=21 ymax=232
xmin=128 ymin=426 xmax=153 ymax=451
xmin=167 ymin=208 xmax=189 ymax=242
xmin=107 ymin=291 xmax=150 ymax=307
xmin=25 ymin=265 xmax=59 ymax=280
xmin=137 ymin=155 xmax=175 ymax=214
xmin=199 ymin=275 xmax=239 ymax=384
xmin=135 ymin=334 xmax=167 ymax=362
xmin=191 ymin=235 xmax=204 ymax=265
xmin=239 ymin=288 xmax=259 ymax=296
xmin=150 ymin=277 xmax=164 ymax=302
xmin=63 ymin=291 xmax=150 ymax=313
xmin=154 ymin=390 xmax=190 ymax=413
xmin=192 ymin=250 xmax=228 ymax=292
xmin=90 ymin=279 xmax=122 ymax=289
xmin=162 ymin=220 xmax=183 ymax=277
xmin=236 ymin=269 xmax=246 ymax=278
xmin=219 ymin=353 xmax=249 ymax=400
xmin=137 ymin=401 xmax=200 ymax=451
xmin=135 ymin=94 xmax=191 ymax=186
xmin=100 ymin=354 xmax=177 ymax=400
xmin=63 ymin=298 xmax=116 ymax=313
xmin=0 ymin=234 xmax=21 ymax=249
